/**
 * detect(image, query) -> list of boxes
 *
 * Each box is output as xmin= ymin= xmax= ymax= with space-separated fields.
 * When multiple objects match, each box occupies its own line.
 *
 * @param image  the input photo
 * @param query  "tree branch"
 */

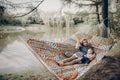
xmin=13 ymin=0 xmax=44 ymax=18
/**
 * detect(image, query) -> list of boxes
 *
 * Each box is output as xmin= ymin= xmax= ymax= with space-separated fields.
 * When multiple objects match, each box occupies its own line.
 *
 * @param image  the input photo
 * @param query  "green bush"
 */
xmin=0 ymin=17 xmax=22 ymax=26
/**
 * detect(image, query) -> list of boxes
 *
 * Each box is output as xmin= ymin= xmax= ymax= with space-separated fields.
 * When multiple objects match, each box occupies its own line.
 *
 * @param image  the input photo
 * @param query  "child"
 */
xmin=80 ymin=48 xmax=96 ymax=65
xmin=58 ymin=47 xmax=95 ymax=66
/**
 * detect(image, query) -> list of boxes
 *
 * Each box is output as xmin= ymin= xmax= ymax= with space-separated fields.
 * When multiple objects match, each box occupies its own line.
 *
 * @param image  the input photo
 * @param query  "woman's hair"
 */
xmin=80 ymin=39 xmax=88 ymax=46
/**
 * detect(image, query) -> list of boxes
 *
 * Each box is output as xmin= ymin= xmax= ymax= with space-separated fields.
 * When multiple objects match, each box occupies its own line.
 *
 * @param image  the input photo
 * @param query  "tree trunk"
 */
xmin=101 ymin=0 xmax=108 ymax=38
xmin=0 ymin=6 xmax=5 ymax=26
xmin=102 ymin=0 xmax=108 ymax=27
xmin=96 ymin=4 xmax=100 ymax=23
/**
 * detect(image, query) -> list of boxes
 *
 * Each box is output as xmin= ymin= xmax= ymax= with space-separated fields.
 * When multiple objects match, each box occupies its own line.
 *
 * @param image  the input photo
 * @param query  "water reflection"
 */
xmin=0 ymin=40 xmax=41 ymax=73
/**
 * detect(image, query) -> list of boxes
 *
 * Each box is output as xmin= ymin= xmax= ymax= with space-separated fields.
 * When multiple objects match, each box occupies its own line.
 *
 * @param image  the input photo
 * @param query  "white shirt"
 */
xmin=85 ymin=53 xmax=95 ymax=59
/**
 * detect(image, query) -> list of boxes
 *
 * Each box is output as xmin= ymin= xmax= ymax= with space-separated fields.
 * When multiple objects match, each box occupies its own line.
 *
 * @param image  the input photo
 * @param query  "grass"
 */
xmin=0 ymin=67 xmax=58 ymax=80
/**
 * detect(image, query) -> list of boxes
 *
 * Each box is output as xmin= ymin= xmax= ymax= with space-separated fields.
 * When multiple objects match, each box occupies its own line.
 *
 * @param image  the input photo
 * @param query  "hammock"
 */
xmin=21 ymin=33 xmax=114 ymax=80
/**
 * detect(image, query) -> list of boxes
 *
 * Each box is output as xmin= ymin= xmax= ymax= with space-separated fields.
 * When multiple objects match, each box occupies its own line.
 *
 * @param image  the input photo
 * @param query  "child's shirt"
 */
xmin=85 ymin=53 xmax=96 ymax=61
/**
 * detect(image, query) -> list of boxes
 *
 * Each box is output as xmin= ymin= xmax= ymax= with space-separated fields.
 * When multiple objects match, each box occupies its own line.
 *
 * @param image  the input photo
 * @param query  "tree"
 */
xmin=60 ymin=0 xmax=102 ymax=23
xmin=60 ymin=0 xmax=109 ymax=38
xmin=0 ymin=0 xmax=44 ymax=26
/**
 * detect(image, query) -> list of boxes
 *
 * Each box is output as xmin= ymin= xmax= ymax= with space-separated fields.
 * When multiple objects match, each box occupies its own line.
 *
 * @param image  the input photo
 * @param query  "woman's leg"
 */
xmin=64 ymin=58 xmax=81 ymax=66
xmin=57 ymin=55 xmax=76 ymax=66
xmin=62 ymin=51 xmax=83 ymax=63
xmin=62 ymin=55 xmax=77 ymax=63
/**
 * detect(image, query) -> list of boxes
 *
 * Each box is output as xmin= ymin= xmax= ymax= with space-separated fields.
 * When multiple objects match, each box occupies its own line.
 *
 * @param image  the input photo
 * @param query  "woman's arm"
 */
xmin=75 ymin=39 xmax=81 ymax=49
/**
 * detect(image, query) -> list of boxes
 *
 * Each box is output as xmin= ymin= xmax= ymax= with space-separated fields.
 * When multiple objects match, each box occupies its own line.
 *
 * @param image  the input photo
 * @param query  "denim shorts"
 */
xmin=81 ymin=56 xmax=91 ymax=64
xmin=76 ymin=56 xmax=91 ymax=64
xmin=73 ymin=52 xmax=84 ymax=58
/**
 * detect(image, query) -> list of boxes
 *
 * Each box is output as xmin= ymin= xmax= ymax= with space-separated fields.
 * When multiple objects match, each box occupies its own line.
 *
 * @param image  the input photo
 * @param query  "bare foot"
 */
xmin=57 ymin=61 xmax=64 ymax=66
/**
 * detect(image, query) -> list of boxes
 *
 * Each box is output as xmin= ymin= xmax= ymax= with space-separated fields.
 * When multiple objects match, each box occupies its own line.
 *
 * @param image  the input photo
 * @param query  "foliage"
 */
xmin=27 ymin=16 xmax=44 ymax=25
xmin=47 ymin=17 xmax=66 ymax=27
xmin=109 ymin=2 xmax=120 ymax=39
xmin=0 ymin=9 xmax=44 ymax=26
xmin=0 ymin=12 xmax=22 ymax=26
